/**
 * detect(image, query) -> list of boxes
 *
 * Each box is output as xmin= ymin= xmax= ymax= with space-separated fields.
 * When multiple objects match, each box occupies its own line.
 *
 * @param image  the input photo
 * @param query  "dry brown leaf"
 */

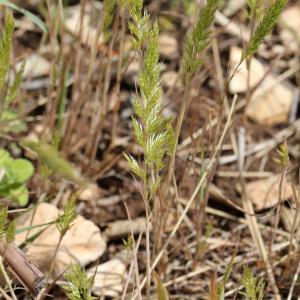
xmin=88 ymin=259 xmax=127 ymax=297
xmin=280 ymin=5 xmax=300 ymax=53
xmin=229 ymin=47 xmax=293 ymax=125
xmin=245 ymin=175 xmax=293 ymax=210
xmin=15 ymin=203 xmax=106 ymax=278
xmin=158 ymin=33 xmax=179 ymax=60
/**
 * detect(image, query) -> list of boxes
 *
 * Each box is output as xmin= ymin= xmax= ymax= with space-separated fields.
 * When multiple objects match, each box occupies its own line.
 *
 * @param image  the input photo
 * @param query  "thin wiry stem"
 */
xmin=0 ymin=256 xmax=17 ymax=300
xmin=238 ymin=129 xmax=280 ymax=299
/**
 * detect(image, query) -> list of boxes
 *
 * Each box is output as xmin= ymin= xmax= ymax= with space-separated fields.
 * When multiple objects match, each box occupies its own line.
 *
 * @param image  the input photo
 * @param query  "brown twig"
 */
xmin=0 ymin=242 xmax=45 ymax=296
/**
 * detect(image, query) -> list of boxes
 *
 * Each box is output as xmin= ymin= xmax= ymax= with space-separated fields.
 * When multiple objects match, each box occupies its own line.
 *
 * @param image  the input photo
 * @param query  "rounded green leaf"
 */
xmin=0 ymin=0 xmax=48 ymax=33
xmin=10 ymin=159 xmax=34 ymax=182
xmin=8 ymin=184 xmax=29 ymax=206
xmin=0 ymin=149 xmax=11 ymax=166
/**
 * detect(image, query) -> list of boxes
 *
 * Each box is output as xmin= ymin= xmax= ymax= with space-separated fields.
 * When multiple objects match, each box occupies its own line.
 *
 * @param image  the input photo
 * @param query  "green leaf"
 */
xmin=15 ymin=220 xmax=55 ymax=235
xmin=8 ymin=184 xmax=29 ymax=206
xmin=153 ymin=271 xmax=169 ymax=300
xmin=0 ymin=0 xmax=48 ymax=33
xmin=20 ymin=139 xmax=86 ymax=185
xmin=0 ymin=148 xmax=33 ymax=206
xmin=0 ymin=149 xmax=11 ymax=165
xmin=217 ymin=251 xmax=236 ymax=299
xmin=0 ymin=110 xmax=27 ymax=133
xmin=9 ymin=159 xmax=34 ymax=182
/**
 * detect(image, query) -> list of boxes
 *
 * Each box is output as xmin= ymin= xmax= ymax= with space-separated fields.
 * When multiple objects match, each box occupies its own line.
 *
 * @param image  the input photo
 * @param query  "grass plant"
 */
xmin=0 ymin=1 xmax=295 ymax=299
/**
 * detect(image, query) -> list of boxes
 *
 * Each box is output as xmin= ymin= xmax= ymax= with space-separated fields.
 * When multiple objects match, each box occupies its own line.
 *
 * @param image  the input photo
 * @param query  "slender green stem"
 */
xmin=46 ymin=233 xmax=64 ymax=284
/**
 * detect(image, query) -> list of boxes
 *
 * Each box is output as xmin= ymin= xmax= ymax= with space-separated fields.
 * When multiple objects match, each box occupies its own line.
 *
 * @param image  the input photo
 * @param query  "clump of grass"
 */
xmin=61 ymin=264 xmax=95 ymax=300
xmin=240 ymin=265 xmax=265 ymax=300
xmin=125 ymin=0 xmax=175 ymax=213
xmin=125 ymin=0 xmax=175 ymax=297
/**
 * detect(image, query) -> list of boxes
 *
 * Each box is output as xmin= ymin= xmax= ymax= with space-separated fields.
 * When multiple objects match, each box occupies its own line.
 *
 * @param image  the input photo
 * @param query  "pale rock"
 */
xmin=17 ymin=54 xmax=50 ymax=78
xmin=229 ymin=47 xmax=294 ymax=126
xmin=245 ymin=175 xmax=293 ymax=210
xmin=88 ymin=259 xmax=127 ymax=297
xmin=280 ymin=5 xmax=300 ymax=53
xmin=15 ymin=203 xmax=106 ymax=278
xmin=78 ymin=183 xmax=101 ymax=201
xmin=158 ymin=33 xmax=179 ymax=60
xmin=161 ymin=71 xmax=182 ymax=89
xmin=223 ymin=0 xmax=245 ymax=17
xmin=65 ymin=4 xmax=104 ymax=48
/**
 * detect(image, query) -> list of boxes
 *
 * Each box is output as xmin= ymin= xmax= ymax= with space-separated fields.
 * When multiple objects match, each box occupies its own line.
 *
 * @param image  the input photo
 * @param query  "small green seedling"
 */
xmin=240 ymin=265 xmax=265 ymax=300
xmin=61 ymin=264 xmax=95 ymax=300
xmin=0 ymin=148 xmax=34 ymax=206
xmin=273 ymin=142 xmax=289 ymax=167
